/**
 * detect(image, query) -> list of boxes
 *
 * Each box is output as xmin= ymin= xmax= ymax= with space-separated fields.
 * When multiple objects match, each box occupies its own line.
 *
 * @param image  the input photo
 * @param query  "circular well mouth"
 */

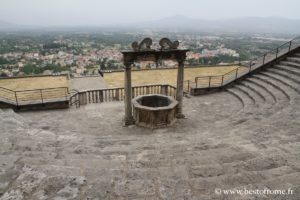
xmin=132 ymin=94 xmax=178 ymax=111
xmin=137 ymin=95 xmax=170 ymax=107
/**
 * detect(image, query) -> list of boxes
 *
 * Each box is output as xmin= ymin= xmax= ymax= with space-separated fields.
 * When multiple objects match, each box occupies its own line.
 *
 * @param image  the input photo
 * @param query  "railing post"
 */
xmin=99 ymin=90 xmax=103 ymax=102
xmin=88 ymin=91 xmax=90 ymax=103
xmin=235 ymin=68 xmax=238 ymax=79
xmin=77 ymin=93 xmax=80 ymax=108
xmin=115 ymin=89 xmax=120 ymax=101
xmin=275 ymin=48 xmax=279 ymax=60
xmin=263 ymin=54 xmax=266 ymax=65
xmin=221 ymin=75 xmax=224 ymax=86
xmin=249 ymin=61 xmax=252 ymax=72
xmin=288 ymin=41 xmax=292 ymax=51
xmin=40 ymin=89 xmax=44 ymax=104
xmin=195 ymin=78 xmax=198 ymax=88
xmin=65 ymin=88 xmax=68 ymax=100
xmin=208 ymin=76 xmax=211 ymax=88
xmin=132 ymin=87 xmax=135 ymax=98
xmin=83 ymin=91 xmax=87 ymax=104
xmin=15 ymin=92 xmax=18 ymax=106
xmin=161 ymin=85 xmax=168 ymax=95
xmin=187 ymin=80 xmax=190 ymax=92
xmin=84 ymin=92 xmax=88 ymax=105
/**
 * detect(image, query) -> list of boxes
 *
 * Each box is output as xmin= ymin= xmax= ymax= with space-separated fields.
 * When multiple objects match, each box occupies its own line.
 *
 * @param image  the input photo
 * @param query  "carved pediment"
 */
xmin=159 ymin=38 xmax=179 ymax=50
xmin=131 ymin=38 xmax=153 ymax=51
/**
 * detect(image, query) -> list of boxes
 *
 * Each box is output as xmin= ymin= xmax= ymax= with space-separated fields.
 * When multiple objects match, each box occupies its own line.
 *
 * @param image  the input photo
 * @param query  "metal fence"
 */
xmin=184 ymin=36 xmax=300 ymax=93
xmin=0 ymin=86 xmax=69 ymax=106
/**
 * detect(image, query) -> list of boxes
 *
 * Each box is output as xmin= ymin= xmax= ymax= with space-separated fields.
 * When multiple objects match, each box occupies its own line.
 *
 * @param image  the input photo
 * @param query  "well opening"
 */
xmin=137 ymin=95 xmax=170 ymax=107
xmin=132 ymin=94 xmax=178 ymax=129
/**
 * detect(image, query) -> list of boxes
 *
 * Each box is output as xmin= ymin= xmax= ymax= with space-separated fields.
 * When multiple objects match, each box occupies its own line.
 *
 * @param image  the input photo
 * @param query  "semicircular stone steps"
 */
xmin=248 ymin=75 xmax=291 ymax=116
xmin=235 ymin=82 xmax=279 ymax=117
xmin=273 ymin=65 xmax=300 ymax=77
xmin=224 ymin=68 xmax=292 ymax=117
xmin=224 ymin=79 xmax=284 ymax=123
xmin=221 ymin=87 xmax=258 ymax=124
xmin=251 ymin=74 xmax=291 ymax=102
xmin=243 ymin=76 xmax=290 ymax=117
xmin=286 ymin=56 xmax=300 ymax=64
xmin=243 ymin=79 xmax=277 ymax=105
xmin=205 ymin=90 xmax=248 ymax=125
xmin=225 ymin=88 xmax=245 ymax=109
xmin=280 ymin=60 xmax=300 ymax=68
xmin=225 ymin=87 xmax=253 ymax=108
xmin=239 ymin=82 xmax=266 ymax=103
xmin=217 ymin=50 xmax=300 ymax=124
xmin=225 ymin=86 xmax=256 ymax=114
xmin=224 ymin=82 xmax=271 ymax=119
xmin=233 ymin=85 xmax=256 ymax=105
xmin=263 ymin=69 xmax=300 ymax=94
xmin=239 ymin=80 xmax=276 ymax=111
xmin=267 ymin=66 xmax=300 ymax=83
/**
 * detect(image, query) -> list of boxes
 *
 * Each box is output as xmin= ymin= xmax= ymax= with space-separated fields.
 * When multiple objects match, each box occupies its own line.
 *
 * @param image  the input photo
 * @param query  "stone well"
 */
xmin=132 ymin=94 xmax=178 ymax=129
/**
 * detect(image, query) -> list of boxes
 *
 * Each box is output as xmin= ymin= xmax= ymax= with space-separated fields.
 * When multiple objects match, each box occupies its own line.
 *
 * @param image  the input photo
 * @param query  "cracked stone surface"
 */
xmin=0 ymin=88 xmax=300 ymax=199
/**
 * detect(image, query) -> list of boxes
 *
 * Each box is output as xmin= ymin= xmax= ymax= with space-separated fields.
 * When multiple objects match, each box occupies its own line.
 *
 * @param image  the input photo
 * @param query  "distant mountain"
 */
xmin=0 ymin=20 xmax=17 ymax=29
xmin=0 ymin=20 xmax=39 ymax=31
xmin=1 ymin=16 xmax=300 ymax=34
xmin=132 ymin=16 xmax=300 ymax=34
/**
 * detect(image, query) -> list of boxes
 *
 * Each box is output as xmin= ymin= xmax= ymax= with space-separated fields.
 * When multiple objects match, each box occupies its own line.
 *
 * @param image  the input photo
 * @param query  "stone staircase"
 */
xmin=225 ymin=50 xmax=300 ymax=117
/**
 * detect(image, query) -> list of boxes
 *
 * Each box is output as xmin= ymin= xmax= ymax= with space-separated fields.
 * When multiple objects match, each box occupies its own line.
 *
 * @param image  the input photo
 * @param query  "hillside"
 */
xmin=133 ymin=16 xmax=300 ymax=34
xmin=1 ymin=16 xmax=300 ymax=34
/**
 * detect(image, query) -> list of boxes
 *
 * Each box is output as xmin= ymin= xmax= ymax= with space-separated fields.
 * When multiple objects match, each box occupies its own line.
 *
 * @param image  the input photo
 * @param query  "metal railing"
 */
xmin=184 ymin=36 xmax=300 ymax=93
xmin=70 ymin=84 xmax=177 ymax=106
xmin=69 ymin=89 xmax=80 ymax=108
xmin=0 ymin=86 xmax=69 ymax=106
xmin=0 ymin=87 xmax=16 ymax=104
xmin=0 ymin=84 xmax=176 ymax=108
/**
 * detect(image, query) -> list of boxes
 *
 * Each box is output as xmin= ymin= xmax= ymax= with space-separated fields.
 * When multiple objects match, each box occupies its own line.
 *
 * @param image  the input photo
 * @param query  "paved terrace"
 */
xmin=0 ymin=87 xmax=299 ymax=199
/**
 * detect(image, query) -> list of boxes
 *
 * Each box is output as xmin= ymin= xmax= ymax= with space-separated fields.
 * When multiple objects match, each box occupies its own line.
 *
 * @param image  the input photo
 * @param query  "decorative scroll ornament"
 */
xmin=131 ymin=38 xmax=153 ymax=51
xmin=159 ymin=38 xmax=179 ymax=50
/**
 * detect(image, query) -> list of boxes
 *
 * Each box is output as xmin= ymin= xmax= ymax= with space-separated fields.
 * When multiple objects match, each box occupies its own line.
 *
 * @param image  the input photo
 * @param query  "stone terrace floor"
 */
xmin=0 ymin=91 xmax=300 ymax=199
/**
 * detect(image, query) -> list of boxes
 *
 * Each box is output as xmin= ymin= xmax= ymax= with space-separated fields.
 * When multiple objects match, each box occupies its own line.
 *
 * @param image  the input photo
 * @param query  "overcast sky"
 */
xmin=0 ymin=0 xmax=300 ymax=26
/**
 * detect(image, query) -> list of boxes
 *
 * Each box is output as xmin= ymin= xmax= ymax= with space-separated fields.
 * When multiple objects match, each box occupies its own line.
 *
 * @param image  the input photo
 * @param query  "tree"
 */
xmin=0 ymin=58 xmax=9 ymax=65
xmin=22 ymin=64 xmax=35 ymax=74
xmin=99 ymin=58 xmax=108 ymax=70
xmin=44 ymin=64 xmax=63 ymax=73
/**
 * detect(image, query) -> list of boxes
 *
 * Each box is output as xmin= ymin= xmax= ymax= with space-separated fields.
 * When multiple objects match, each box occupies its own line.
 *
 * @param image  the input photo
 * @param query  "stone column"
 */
xmin=176 ymin=59 xmax=185 ymax=118
xmin=124 ymin=63 xmax=135 ymax=126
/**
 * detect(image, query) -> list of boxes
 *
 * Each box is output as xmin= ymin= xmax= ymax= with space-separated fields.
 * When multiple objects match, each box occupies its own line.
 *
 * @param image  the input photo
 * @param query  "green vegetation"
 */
xmin=21 ymin=64 xmax=67 ymax=75
xmin=187 ymin=55 xmax=238 ymax=65
xmin=98 ymin=58 xmax=119 ymax=70
xmin=0 ymin=57 xmax=9 ymax=65
xmin=43 ymin=43 xmax=67 ymax=49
